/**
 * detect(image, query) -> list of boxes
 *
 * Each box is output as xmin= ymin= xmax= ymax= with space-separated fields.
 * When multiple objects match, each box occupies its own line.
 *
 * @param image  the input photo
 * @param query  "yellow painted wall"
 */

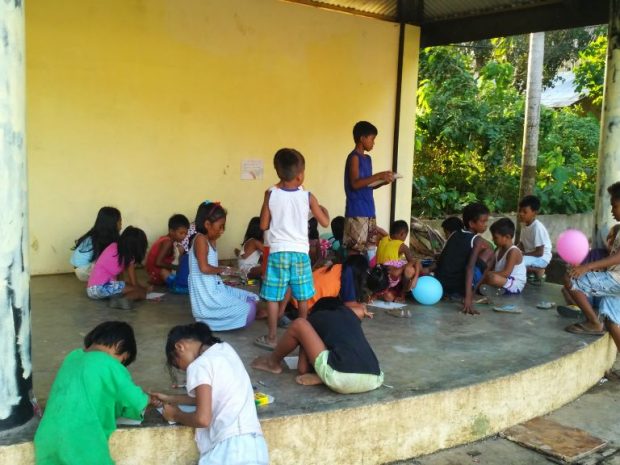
xmin=27 ymin=0 xmax=418 ymax=274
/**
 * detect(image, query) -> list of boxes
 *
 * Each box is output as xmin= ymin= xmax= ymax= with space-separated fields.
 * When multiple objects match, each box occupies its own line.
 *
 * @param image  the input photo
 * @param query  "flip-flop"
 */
xmin=536 ymin=301 xmax=556 ymax=310
xmin=557 ymin=305 xmax=582 ymax=318
xmin=565 ymin=322 xmax=605 ymax=336
xmin=479 ymin=285 xmax=506 ymax=298
xmin=254 ymin=335 xmax=276 ymax=351
xmin=493 ymin=304 xmax=522 ymax=314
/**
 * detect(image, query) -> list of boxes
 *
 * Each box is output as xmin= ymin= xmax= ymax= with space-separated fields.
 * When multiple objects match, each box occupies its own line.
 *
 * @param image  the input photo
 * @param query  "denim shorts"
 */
xmin=571 ymin=271 xmax=620 ymax=324
xmin=86 ymin=281 xmax=125 ymax=299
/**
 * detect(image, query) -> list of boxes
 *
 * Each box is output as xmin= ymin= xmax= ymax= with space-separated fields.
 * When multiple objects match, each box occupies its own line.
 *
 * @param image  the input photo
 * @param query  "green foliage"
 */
xmin=574 ymin=35 xmax=607 ymax=105
xmin=413 ymin=32 xmax=603 ymax=218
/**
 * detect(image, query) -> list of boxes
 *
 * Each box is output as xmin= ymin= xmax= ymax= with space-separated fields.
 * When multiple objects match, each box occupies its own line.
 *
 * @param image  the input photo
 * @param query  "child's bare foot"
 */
xmin=295 ymin=373 xmax=323 ymax=386
xmin=251 ymin=356 xmax=283 ymax=374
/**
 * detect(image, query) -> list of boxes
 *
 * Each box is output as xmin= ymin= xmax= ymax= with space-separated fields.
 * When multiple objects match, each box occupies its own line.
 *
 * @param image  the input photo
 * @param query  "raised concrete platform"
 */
xmin=1 ymin=274 xmax=616 ymax=465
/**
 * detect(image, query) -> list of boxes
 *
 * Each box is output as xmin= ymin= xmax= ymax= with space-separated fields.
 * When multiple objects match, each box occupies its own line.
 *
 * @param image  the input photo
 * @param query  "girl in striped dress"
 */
xmin=189 ymin=201 xmax=260 ymax=331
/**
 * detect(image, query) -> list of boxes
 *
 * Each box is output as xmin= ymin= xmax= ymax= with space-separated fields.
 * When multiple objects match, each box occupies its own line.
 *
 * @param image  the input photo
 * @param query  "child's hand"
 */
xmin=461 ymin=299 xmax=480 ymax=315
xmin=161 ymin=403 xmax=180 ymax=423
xmin=379 ymin=171 xmax=395 ymax=183
xmin=363 ymin=307 xmax=375 ymax=319
xmin=148 ymin=393 xmax=164 ymax=408
xmin=569 ymin=265 xmax=588 ymax=279
xmin=175 ymin=243 xmax=185 ymax=255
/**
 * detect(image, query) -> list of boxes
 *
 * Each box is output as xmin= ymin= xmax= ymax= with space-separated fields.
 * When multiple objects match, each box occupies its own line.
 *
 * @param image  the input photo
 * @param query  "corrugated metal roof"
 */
xmin=423 ymin=0 xmax=550 ymax=22
xmin=287 ymin=0 xmax=398 ymax=20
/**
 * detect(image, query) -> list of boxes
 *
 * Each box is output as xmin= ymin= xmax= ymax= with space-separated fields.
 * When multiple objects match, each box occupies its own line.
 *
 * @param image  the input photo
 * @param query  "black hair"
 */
xmin=73 ymin=206 xmax=121 ymax=261
xmin=462 ymin=202 xmax=490 ymax=229
xmin=308 ymin=217 xmax=319 ymax=240
xmin=116 ymin=226 xmax=148 ymax=267
xmin=168 ymin=214 xmax=190 ymax=231
xmin=353 ymin=121 xmax=378 ymax=143
xmin=441 ymin=216 xmax=464 ymax=234
xmin=518 ymin=195 xmax=541 ymax=212
xmin=165 ymin=322 xmax=222 ymax=369
xmin=273 ymin=148 xmax=305 ymax=182
xmin=390 ymin=220 xmax=409 ymax=236
xmin=489 ymin=217 xmax=515 ymax=238
xmin=243 ymin=217 xmax=263 ymax=244
xmin=608 ymin=182 xmax=620 ymax=202
xmin=331 ymin=216 xmax=345 ymax=242
xmin=342 ymin=255 xmax=389 ymax=302
xmin=84 ymin=321 xmax=137 ymax=366
xmin=195 ymin=202 xmax=227 ymax=234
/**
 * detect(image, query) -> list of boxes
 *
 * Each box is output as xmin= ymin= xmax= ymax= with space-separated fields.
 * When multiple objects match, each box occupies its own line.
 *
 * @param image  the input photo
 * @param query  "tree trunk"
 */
xmin=519 ymin=32 xmax=545 ymax=202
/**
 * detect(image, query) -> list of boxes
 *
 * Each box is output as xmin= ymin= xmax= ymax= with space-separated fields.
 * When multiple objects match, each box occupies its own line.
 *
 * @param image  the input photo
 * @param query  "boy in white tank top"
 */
xmin=256 ymin=148 xmax=330 ymax=350
xmin=479 ymin=218 xmax=526 ymax=297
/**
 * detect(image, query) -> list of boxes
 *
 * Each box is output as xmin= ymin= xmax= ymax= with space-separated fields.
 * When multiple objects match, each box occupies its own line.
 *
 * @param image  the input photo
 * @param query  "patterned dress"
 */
xmin=189 ymin=235 xmax=258 ymax=331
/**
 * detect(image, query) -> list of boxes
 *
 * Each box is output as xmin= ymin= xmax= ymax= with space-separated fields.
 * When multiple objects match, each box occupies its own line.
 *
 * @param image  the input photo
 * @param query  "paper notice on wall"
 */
xmin=241 ymin=160 xmax=264 ymax=180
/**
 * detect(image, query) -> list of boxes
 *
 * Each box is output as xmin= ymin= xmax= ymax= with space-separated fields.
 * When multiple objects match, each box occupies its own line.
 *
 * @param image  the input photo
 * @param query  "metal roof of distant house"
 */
xmin=541 ymin=71 xmax=587 ymax=108
xmin=285 ymin=0 xmax=608 ymax=46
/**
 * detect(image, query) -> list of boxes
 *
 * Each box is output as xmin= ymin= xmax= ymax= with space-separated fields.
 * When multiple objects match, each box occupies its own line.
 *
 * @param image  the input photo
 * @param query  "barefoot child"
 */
xmin=343 ymin=121 xmax=396 ymax=255
xmin=71 ymin=207 xmax=121 ymax=281
xmin=145 ymin=214 xmax=190 ymax=286
xmin=156 ymin=323 xmax=268 ymax=465
xmin=35 ymin=322 xmax=156 ymax=465
xmin=375 ymin=220 xmax=421 ymax=302
xmin=252 ymin=296 xmax=384 ymax=394
xmin=479 ymin=218 xmax=526 ymax=295
xmin=256 ymin=148 xmax=330 ymax=350
xmin=564 ymin=182 xmax=620 ymax=343
xmin=189 ymin=202 xmax=260 ymax=331
xmin=86 ymin=226 xmax=149 ymax=309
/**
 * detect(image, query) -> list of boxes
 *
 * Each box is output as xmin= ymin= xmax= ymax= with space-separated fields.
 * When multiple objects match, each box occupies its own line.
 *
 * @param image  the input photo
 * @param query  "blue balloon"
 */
xmin=412 ymin=276 xmax=443 ymax=305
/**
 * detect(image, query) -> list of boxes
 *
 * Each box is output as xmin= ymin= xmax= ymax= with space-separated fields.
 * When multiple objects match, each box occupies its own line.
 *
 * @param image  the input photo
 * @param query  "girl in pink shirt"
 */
xmin=87 ymin=226 xmax=149 ymax=310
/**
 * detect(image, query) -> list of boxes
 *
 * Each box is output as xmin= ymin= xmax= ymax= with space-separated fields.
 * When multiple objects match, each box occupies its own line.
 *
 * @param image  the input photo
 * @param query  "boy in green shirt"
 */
xmin=35 ymin=321 xmax=156 ymax=465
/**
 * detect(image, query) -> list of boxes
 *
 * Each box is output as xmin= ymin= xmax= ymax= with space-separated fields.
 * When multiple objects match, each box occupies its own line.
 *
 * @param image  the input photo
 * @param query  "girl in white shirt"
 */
xmin=155 ymin=323 xmax=268 ymax=465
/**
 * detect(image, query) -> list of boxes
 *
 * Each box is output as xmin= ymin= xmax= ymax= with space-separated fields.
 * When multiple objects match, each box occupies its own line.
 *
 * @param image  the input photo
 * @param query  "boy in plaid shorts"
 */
xmin=256 ymin=148 xmax=330 ymax=350
xmin=344 ymin=121 xmax=396 ymax=254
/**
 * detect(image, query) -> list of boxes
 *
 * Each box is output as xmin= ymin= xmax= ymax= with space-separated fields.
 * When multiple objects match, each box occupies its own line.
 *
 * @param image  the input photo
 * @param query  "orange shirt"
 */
xmin=293 ymin=264 xmax=342 ymax=311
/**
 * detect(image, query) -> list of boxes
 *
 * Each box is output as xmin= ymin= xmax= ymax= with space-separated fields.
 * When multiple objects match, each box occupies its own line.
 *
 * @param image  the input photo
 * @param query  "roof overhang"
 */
xmin=284 ymin=0 xmax=609 ymax=47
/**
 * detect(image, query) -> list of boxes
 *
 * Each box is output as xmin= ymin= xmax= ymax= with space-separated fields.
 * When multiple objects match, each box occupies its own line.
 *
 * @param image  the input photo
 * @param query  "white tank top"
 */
xmin=494 ymin=245 xmax=527 ymax=285
xmin=268 ymin=187 xmax=310 ymax=254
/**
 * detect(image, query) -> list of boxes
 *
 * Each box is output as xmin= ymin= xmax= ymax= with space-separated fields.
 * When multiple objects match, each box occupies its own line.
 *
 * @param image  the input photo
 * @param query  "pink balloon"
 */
xmin=556 ymin=229 xmax=589 ymax=265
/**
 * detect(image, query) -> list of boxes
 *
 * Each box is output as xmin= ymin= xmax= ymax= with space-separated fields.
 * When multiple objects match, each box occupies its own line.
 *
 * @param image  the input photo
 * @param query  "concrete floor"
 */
xmin=31 ymin=272 xmax=598 ymax=421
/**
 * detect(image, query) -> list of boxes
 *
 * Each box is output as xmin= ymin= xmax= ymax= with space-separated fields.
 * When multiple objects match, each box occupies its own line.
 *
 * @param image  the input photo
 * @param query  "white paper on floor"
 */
xmin=146 ymin=292 xmax=166 ymax=300
xmin=284 ymin=356 xmax=299 ymax=370
xmin=157 ymin=404 xmax=197 ymax=425
xmin=368 ymin=301 xmax=407 ymax=309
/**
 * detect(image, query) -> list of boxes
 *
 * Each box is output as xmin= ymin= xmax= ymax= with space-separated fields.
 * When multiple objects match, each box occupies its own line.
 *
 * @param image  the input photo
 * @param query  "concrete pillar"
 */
xmin=0 ymin=0 xmax=32 ymax=432
xmin=391 ymin=24 xmax=420 ymax=224
xmin=594 ymin=0 xmax=620 ymax=247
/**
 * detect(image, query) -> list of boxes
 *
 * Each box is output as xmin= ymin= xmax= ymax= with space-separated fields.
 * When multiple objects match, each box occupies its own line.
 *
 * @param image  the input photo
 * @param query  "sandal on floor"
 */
xmin=565 ymin=322 xmax=605 ymax=336
xmin=492 ymin=304 xmax=522 ymax=314
xmin=536 ymin=301 xmax=556 ymax=310
xmin=557 ymin=305 xmax=582 ymax=318
xmin=254 ymin=335 xmax=276 ymax=351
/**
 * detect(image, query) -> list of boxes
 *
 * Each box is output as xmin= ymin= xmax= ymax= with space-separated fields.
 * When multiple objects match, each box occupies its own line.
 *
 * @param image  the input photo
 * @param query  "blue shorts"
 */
xmin=260 ymin=252 xmax=314 ymax=302
xmin=571 ymin=272 xmax=620 ymax=324
xmin=86 ymin=281 xmax=125 ymax=299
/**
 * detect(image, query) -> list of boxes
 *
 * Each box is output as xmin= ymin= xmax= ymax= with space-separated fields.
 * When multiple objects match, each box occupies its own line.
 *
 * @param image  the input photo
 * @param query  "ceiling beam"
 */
xmin=398 ymin=0 xmax=424 ymax=25
xmin=420 ymin=0 xmax=608 ymax=47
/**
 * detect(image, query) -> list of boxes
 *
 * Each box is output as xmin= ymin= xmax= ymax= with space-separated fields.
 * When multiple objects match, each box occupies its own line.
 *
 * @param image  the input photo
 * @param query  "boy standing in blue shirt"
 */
xmin=343 ymin=121 xmax=395 ymax=255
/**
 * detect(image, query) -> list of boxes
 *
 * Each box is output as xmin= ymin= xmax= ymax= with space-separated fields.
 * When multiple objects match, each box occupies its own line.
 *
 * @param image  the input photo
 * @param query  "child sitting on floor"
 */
xmin=145 ymin=214 xmax=190 ymax=287
xmin=35 ymin=321 xmax=156 ymax=465
xmin=71 ymin=207 xmax=122 ymax=281
xmin=479 ymin=218 xmax=526 ymax=297
xmin=189 ymin=201 xmax=261 ymax=331
xmin=432 ymin=203 xmax=494 ymax=315
xmin=441 ymin=216 xmax=464 ymax=242
xmin=375 ymin=220 xmax=421 ymax=302
xmin=517 ymin=195 xmax=552 ymax=284
xmin=154 ymin=323 xmax=269 ymax=465
xmin=563 ymin=182 xmax=620 ymax=343
xmin=251 ymin=263 xmax=389 ymax=394
xmin=236 ymin=216 xmax=264 ymax=279
xmin=86 ymin=226 xmax=149 ymax=310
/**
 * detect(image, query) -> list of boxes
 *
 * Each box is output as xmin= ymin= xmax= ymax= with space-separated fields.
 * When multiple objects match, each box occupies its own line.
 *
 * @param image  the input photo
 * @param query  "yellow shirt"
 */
xmin=376 ymin=236 xmax=404 ymax=264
